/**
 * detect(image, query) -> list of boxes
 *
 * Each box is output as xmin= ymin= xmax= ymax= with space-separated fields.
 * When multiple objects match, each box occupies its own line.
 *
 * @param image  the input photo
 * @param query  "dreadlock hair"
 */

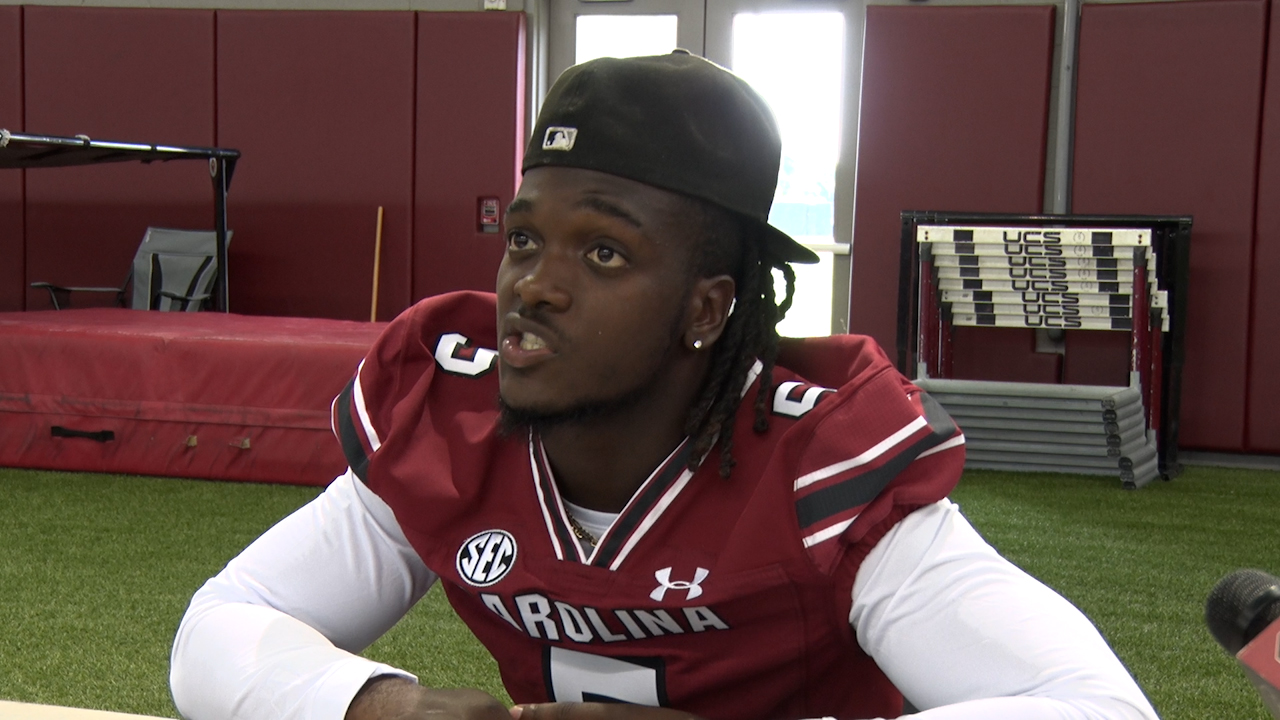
xmin=679 ymin=197 xmax=797 ymax=479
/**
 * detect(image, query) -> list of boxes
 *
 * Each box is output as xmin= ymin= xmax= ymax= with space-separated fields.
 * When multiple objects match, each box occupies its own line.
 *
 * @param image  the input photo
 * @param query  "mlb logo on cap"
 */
xmin=542 ymin=126 xmax=577 ymax=151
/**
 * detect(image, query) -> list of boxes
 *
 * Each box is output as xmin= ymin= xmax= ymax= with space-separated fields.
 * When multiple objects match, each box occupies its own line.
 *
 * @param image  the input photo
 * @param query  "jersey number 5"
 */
xmin=544 ymin=646 xmax=669 ymax=706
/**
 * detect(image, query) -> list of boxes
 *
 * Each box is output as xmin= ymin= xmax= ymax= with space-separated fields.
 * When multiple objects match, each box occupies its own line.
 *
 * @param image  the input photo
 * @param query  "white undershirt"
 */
xmin=170 ymin=470 xmax=1158 ymax=720
xmin=563 ymin=499 xmax=616 ymax=554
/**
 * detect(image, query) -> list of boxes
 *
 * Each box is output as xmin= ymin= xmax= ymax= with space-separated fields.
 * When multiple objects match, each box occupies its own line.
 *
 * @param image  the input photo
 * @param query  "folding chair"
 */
xmin=32 ymin=227 xmax=231 ymax=312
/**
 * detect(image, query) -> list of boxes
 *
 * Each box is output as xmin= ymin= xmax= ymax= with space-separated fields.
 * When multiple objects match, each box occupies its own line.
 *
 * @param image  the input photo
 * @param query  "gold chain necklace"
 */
xmin=566 ymin=513 xmax=598 ymax=547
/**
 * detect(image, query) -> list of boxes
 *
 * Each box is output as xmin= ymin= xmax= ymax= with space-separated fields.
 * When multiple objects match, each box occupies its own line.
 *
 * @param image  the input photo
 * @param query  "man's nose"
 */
xmin=512 ymin=252 xmax=573 ymax=312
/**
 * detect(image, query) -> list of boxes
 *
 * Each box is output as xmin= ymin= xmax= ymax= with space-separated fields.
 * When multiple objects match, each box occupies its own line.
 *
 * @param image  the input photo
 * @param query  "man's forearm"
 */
xmin=170 ymin=470 xmax=436 ymax=719
xmin=171 ymin=596 xmax=409 ymax=720
xmin=346 ymin=676 xmax=512 ymax=720
xmin=852 ymin=500 xmax=1158 ymax=719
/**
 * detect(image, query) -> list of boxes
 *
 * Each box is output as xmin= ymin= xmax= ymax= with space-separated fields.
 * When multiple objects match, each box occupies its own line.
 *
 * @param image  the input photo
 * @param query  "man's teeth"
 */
xmin=520 ymin=333 xmax=547 ymax=351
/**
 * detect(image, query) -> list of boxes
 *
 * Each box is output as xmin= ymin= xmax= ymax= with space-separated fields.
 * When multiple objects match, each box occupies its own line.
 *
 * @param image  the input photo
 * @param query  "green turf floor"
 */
xmin=0 ymin=465 xmax=1276 ymax=718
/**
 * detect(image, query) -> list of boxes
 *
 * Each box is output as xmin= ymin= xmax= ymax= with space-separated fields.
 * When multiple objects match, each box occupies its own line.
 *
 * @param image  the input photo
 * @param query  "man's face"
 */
xmin=495 ymin=166 xmax=699 ymax=425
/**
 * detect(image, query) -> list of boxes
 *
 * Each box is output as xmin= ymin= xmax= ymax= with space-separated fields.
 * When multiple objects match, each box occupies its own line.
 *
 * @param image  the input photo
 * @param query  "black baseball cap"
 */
xmin=522 ymin=51 xmax=820 ymax=265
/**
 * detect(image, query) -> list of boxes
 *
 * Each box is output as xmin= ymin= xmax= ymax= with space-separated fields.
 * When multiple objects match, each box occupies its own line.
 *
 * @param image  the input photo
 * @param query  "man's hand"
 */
xmin=346 ymin=676 xmax=511 ymax=720
xmin=510 ymin=703 xmax=703 ymax=720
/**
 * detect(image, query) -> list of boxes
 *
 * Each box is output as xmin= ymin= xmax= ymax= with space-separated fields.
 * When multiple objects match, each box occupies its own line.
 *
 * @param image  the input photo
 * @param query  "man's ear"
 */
xmin=684 ymin=275 xmax=736 ymax=350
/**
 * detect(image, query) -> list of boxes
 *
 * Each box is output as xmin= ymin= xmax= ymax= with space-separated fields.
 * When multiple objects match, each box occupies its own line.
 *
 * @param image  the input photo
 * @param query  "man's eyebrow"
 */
xmin=505 ymin=198 xmax=534 ymax=217
xmin=574 ymin=195 xmax=643 ymax=229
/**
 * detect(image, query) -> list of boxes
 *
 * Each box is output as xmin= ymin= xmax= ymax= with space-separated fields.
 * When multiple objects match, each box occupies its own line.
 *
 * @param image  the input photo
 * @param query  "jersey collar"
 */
xmin=529 ymin=432 xmax=695 ymax=570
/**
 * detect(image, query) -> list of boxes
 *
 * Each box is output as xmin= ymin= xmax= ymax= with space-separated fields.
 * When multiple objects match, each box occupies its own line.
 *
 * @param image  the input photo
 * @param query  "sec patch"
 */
xmin=457 ymin=529 xmax=518 ymax=587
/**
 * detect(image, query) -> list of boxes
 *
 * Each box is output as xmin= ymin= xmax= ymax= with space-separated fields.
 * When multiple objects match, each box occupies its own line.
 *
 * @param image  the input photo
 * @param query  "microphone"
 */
xmin=1206 ymin=569 xmax=1280 ymax=720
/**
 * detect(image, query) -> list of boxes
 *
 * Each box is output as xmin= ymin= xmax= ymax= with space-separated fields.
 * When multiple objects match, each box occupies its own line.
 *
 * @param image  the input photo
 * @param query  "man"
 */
xmin=170 ymin=52 xmax=1159 ymax=720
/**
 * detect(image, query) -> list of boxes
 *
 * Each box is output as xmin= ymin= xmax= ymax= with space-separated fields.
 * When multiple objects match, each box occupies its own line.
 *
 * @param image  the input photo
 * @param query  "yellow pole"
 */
xmin=371 ymin=206 xmax=384 ymax=322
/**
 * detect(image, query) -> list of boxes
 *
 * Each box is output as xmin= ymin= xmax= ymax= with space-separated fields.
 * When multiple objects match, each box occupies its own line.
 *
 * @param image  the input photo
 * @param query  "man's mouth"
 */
xmin=519 ymin=332 xmax=548 ymax=351
xmin=500 ymin=325 xmax=557 ymax=369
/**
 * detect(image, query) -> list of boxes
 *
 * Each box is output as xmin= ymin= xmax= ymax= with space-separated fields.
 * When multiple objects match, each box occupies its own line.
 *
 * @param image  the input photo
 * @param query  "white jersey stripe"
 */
xmin=609 ymin=467 xmax=696 ymax=571
xmin=794 ymin=416 xmax=928 ymax=491
xmin=529 ymin=438 xmax=567 ymax=561
xmin=546 ymin=461 xmax=589 ymax=565
xmin=352 ymin=359 xmax=382 ymax=452
xmin=919 ymin=434 xmax=966 ymax=458
xmin=802 ymin=516 xmax=855 ymax=548
xmin=741 ymin=359 xmax=763 ymax=398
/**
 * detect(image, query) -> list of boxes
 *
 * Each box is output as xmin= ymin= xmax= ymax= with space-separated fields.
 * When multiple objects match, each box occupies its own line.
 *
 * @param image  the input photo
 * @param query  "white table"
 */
xmin=0 ymin=701 xmax=169 ymax=719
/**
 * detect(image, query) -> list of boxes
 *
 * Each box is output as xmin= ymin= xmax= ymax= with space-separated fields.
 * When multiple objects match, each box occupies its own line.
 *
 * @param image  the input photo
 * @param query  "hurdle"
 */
xmin=897 ymin=212 xmax=1191 ymax=489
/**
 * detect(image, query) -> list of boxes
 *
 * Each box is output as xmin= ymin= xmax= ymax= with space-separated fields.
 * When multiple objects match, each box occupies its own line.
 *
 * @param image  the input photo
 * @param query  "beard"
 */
xmin=497 ymin=337 xmax=684 ymax=437
xmin=496 ymin=361 xmax=670 ymax=437
xmin=497 ymin=390 xmax=641 ymax=436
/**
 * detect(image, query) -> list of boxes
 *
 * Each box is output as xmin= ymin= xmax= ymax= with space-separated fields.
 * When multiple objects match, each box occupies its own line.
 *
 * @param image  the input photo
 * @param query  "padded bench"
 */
xmin=0 ymin=309 xmax=384 ymax=485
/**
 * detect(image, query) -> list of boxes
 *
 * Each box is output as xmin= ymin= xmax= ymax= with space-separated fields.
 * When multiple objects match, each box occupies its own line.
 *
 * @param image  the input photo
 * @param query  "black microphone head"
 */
xmin=1206 ymin=569 xmax=1280 ymax=655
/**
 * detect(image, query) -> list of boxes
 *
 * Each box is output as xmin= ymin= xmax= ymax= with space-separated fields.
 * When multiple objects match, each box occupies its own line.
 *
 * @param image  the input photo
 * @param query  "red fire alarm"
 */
xmin=479 ymin=196 xmax=501 ymax=233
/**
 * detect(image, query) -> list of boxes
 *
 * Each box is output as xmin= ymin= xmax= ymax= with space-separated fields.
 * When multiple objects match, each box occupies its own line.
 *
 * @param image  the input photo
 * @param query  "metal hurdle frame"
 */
xmin=896 ymin=211 xmax=1191 ymax=484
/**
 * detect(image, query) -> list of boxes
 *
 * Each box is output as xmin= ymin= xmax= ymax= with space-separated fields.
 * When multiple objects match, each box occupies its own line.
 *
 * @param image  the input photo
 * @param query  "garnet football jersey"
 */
xmin=331 ymin=291 xmax=965 ymax=720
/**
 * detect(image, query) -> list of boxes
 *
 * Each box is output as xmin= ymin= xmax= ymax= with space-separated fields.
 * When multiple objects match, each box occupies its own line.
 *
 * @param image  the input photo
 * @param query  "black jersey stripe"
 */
xmin=334 ymin=379 xmax=371 ymax=483
xmin=794 ymin=393 xmax=957 ymax=530
xmin=591 ymin=440 xmax=693 ymax=569
xmin=532 ymin=440 xmax=585 ymax=562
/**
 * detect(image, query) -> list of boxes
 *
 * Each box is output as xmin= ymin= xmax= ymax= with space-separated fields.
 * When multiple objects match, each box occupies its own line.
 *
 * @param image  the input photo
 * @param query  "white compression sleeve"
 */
xmin=170 ymin=469 xmax=437 ymax=720
xmin=851 ymin=499 xmax=1159 ymax=720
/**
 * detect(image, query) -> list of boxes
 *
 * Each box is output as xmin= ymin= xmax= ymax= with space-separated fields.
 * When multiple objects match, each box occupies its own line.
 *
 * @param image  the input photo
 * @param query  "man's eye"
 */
xmin=588 ymin=246 xmax=626 ymax=268
xmin=507 ymin=232 xmax=535 ymax=251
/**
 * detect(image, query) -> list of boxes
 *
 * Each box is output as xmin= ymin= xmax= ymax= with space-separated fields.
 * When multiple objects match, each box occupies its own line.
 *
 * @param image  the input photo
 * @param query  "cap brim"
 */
xmin=758 ymin=222 xmax=821 ymax=265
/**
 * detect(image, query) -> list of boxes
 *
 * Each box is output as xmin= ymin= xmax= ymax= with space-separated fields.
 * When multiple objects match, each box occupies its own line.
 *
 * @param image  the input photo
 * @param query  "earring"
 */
xmin=692 ymin=339 xmax=704 ymax=350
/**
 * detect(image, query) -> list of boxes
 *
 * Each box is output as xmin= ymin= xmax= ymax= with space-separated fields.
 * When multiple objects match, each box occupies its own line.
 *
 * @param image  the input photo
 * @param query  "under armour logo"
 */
xmin=650 ymin=567 xmax=709 ymax=601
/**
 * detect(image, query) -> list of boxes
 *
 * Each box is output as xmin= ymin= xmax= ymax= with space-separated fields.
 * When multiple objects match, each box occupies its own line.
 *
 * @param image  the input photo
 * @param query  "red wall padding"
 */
xmin=1248 ymin=3 xmax=1280 ymax=452
xmin=1071 ymin=0 xmax=1267 ymax=451
xmin=216 ymin=11 xmax=415 ymax=321
xmin=22 ymin=7 xmax=215 ymax=311
xmin=949 ymin=327 xmax=1062 ymax=384
xmin=414 ymin=12 xmax=525 ymax=299
xmin=0 ymin=6 xmax=22 ymax=313
xmin=1061 ymin=331 xmax=1129 ymax=388
xmin=851 ymin=5 xmax=1056 ymax=381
